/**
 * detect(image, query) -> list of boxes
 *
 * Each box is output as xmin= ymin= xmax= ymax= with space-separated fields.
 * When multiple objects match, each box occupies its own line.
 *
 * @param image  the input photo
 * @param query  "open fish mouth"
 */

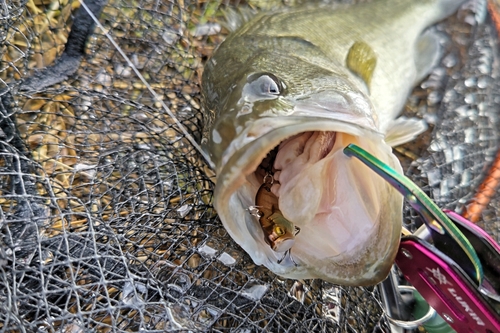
xmin=252 ymin=130 xmax=381 ymax=260
xmin=212 ymin=118 xmax=403 ymax=285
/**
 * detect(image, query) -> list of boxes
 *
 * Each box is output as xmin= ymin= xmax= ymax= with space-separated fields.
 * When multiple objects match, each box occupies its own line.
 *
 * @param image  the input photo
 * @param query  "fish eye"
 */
xmin=247 ymin=73 xmax=282 ymax=97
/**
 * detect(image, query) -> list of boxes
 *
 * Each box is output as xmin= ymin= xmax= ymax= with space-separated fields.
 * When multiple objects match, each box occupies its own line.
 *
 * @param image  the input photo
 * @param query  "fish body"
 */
xmin=201 ymin=0 xmax=467 ymax=285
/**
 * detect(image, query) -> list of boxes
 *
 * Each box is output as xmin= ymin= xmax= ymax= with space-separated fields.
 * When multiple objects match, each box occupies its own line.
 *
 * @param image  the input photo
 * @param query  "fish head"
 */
xmin=202 ymin=52 xmax=380 ymax=170
xmin=201 ymin=50 xmax=403 ymax=286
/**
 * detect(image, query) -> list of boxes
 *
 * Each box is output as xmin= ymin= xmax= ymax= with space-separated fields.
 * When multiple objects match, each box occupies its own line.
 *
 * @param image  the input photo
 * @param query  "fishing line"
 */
xmin=77 ymin=0 xmax=216 ymax=171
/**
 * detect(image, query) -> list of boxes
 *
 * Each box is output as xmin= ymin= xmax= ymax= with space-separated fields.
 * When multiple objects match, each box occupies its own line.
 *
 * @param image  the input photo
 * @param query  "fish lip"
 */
xmin=214 ymin=90 xmax=380 ymax=171
xmin=205 ymin=87 xmax=379 ymax=173
xmin=290 ymin=89 xmax=378 ymax=128
xmin=216 ymin=116 xmax=382 ymax=178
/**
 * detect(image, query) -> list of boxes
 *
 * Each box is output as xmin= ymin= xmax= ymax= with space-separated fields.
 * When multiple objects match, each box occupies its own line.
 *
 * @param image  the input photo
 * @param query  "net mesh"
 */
xmin=0 ymin=0 xmax=498 ymax=332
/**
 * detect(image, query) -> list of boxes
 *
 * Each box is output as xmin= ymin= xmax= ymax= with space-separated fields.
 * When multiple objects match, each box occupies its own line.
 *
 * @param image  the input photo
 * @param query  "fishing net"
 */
xmin=0 ymin=0 xmax=498 ymax=332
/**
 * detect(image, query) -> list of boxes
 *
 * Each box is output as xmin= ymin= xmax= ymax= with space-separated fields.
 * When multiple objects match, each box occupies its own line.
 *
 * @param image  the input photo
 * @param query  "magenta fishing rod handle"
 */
xmin=395 ymin=235 xmax=500 ymax=333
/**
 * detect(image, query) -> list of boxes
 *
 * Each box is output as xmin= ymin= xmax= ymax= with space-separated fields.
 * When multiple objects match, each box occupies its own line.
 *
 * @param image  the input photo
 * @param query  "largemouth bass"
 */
xmin=201 ymin=0 xmax=467 ymax=286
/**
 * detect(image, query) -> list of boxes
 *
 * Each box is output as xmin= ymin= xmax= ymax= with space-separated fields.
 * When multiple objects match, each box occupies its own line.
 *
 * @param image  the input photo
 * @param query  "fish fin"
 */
xmin=221 ymin=7 xmax=258 ymax=32
xmin=346 ymin=41 xmax=377 ymax=89
xmin=385 ymin=117 xmax=428 ymax=147
xmin=414 ymin=29 xmax=442 ymax=84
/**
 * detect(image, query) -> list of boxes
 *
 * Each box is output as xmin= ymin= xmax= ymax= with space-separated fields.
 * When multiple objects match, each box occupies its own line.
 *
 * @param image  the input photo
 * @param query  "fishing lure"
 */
xmin=249 ymin=174 xmax=299 ymax=264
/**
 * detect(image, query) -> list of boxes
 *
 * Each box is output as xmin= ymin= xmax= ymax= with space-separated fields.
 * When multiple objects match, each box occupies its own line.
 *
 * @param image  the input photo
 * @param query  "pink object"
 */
xmin=396 ymin=236 xmax=500 ymax=333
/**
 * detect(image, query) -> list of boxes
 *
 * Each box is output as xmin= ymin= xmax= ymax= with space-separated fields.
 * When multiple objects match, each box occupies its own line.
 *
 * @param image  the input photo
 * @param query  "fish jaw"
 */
xmin=206 ymin=82 xmax=380 ymax=174
xmin=212 ymin=113 xmax=403 ymax=286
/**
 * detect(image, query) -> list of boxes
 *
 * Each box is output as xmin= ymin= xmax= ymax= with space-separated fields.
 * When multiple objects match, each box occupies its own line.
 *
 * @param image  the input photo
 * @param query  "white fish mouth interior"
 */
xmin=271 ymin=131 xmax=337 ymax=197
xmin=250 ymin=131 xmax=381 ymax=260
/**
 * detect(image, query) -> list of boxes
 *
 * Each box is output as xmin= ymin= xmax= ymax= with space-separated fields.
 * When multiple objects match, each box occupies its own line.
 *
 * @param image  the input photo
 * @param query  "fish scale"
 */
xmin=0 ymin=0 xmax=497 ymax=332
xmin=201 ymin=0 xmax=468 ymax=285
